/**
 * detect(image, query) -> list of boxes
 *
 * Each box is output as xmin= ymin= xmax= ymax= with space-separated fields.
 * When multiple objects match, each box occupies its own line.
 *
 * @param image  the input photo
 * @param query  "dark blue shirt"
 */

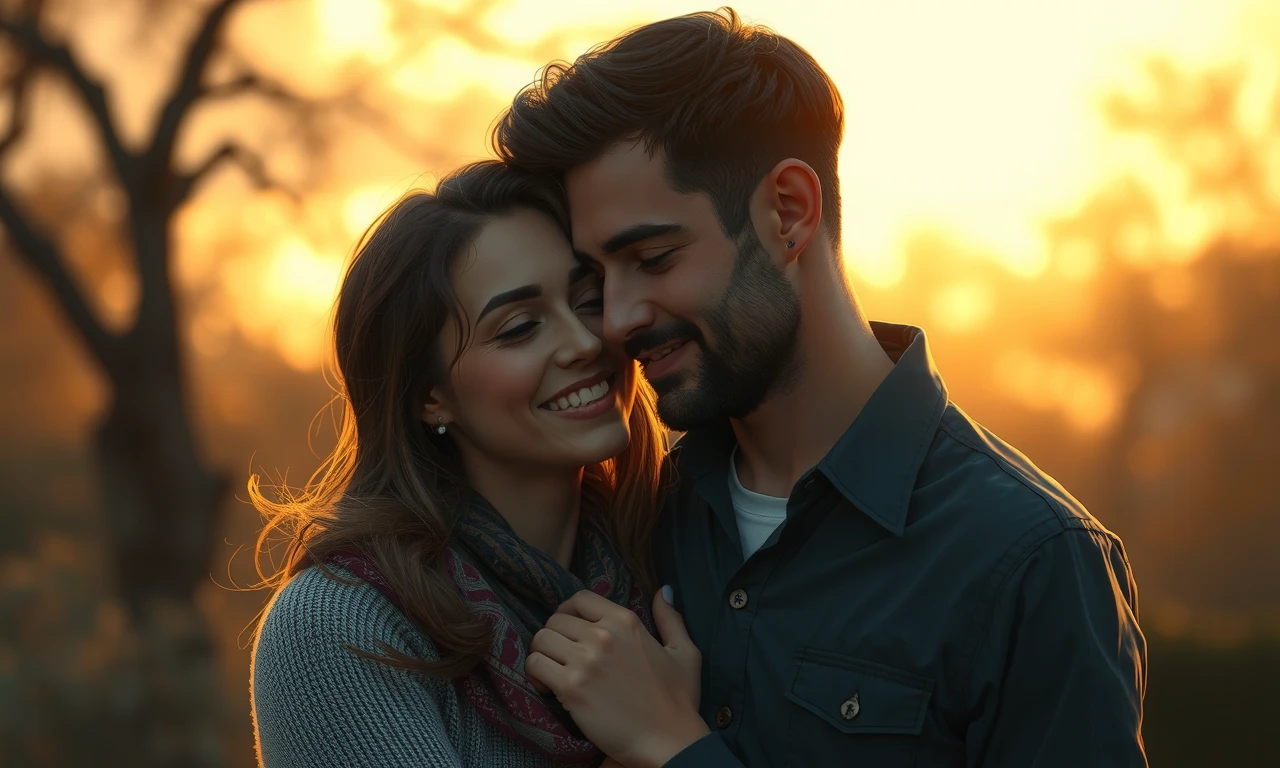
xmin=657 ymin=323 xmax=1147 ymax=767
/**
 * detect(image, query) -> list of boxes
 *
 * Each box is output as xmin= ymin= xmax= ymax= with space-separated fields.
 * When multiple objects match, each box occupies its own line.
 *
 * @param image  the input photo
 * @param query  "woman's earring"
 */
xmin=436 ymin=416 xmax=447 ymax=435
xmin=786 ymin=240 xmax=796 ymax=249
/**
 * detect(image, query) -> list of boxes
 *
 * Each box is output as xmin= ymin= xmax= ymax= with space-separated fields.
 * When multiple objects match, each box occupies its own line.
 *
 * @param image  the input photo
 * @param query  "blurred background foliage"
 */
xmin=0 ymin=0 xmax=1277 ymax=765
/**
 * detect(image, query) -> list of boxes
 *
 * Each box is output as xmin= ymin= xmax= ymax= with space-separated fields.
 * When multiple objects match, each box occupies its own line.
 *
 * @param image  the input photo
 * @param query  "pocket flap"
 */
xmin=786 ymin=649 xmax=934 ymax=735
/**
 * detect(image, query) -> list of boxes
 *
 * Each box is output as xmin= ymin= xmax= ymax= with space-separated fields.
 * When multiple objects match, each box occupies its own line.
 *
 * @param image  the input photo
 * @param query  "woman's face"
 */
xmin=430 ymin=207 xmax=638 ymax=470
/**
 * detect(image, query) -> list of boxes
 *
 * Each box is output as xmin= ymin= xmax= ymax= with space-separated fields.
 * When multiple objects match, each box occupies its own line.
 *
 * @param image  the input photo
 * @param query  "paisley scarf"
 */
xmin=329 ymin=495 xmax=655 ymax=766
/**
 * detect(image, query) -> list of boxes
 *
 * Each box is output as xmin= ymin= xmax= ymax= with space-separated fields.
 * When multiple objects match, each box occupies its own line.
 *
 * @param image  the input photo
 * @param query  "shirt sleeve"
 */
xmin=662 ymin=733 xmax=747 ymax=768
xmin=251 ymin=570 xmax=465 ymax=768
xmin=966 ymin=526 xmax=1148 ymax=767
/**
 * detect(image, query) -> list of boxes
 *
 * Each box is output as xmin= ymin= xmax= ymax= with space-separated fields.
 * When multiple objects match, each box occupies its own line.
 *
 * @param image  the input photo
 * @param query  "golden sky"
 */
xmin=310 ymin=0 xmax=1280 ymax=277
xmin=68 ymin=0 xmax=1275 ymax=372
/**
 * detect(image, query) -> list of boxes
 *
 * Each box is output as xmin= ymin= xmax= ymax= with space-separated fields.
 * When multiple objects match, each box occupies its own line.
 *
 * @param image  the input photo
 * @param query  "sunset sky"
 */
xmin=177 ymin=0 xmax=1278 ymax=370
xmin=15 ymin=0 xmax=1277 ymax=409
xmin=307 ymin=0 xmax=1280 ymax=282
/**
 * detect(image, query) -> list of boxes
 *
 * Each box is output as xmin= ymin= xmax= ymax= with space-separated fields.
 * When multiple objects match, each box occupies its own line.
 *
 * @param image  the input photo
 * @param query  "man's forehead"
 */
xmin=566 ymin=142 xmax=682 ymax=247
xmin=573 ymin=138 xmax=659 ymax=176
xmin=567 ymin=145 xmax=665 ymax=200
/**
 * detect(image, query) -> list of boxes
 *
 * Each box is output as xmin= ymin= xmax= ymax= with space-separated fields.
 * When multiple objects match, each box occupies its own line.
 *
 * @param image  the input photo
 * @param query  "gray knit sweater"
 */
xmin=251 ymin=565 xmax=563 ymax=767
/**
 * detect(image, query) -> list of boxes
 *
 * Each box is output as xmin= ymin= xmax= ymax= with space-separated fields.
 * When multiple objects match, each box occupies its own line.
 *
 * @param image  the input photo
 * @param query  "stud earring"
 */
xmin=786 ymin=240 xmax=796 ymax=249
xmin=436 ymin=416 xmax=447 ymax=435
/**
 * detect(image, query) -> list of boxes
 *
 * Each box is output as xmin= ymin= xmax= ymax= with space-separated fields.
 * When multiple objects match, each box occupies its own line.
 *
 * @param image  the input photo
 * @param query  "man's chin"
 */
xmin=646 ymin=369 xmax=687 ymax=399
xmin=654 ymin=383 xmax=723 ymax=433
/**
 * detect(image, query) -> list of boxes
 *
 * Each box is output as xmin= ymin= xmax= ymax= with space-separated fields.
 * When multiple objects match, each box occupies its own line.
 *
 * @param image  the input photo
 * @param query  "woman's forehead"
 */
xmin=452 ymin=210 xmax=575 ymax=307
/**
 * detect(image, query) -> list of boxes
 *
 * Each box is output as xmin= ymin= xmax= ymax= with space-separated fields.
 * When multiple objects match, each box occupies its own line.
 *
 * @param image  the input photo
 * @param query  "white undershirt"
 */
xmin=727 ymin=447 xmax=790 ymax=559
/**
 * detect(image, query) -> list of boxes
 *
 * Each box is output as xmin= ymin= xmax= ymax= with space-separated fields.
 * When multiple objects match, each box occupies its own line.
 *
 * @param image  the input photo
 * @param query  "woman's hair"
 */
xmin=250 ymin=161 xmax=669 ymax=677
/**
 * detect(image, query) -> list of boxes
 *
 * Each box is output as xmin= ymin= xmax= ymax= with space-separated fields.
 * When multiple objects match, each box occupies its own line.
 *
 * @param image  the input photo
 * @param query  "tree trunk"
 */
xmin=93 ymin=207 xmax=229 ymax=765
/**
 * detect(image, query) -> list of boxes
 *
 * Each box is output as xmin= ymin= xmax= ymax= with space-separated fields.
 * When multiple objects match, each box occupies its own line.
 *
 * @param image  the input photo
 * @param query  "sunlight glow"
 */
xmin=930 ymin=281 xmax=995 ymax=334
xmin=995 ymin=349 xmax=1125 ymax=433
xmin=392 ymin=38 xmax=541 ymax=102
xmin=343 ymin=186 xmax=400 ymax=240
xmin=816 ymin=0 xmax=1266 ymax=285
xmin=315 ymin=0 xmax=392 ymax=58
xmin=223 ymin=239 xmax=343 ymax=371
xmin=1056 ymin=239 xmax=1102 ymax=282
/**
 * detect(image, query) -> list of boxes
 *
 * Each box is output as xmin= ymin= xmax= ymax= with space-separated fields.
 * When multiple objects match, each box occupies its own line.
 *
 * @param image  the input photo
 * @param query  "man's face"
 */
xmin=565 ymin=141 xmax=801 ymax=431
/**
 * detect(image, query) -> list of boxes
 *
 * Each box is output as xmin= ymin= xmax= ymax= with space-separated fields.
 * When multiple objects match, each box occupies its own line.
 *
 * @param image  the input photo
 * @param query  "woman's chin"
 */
xmin=569 ymin=421 xmax=631 ymax=466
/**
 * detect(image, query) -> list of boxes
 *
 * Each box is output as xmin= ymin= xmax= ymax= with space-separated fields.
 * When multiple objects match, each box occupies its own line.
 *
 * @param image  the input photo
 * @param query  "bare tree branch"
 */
xmin=146 ymin=0 xmax=248 ymax=172
xmin=173 ymin=140 xmax=295 ymax=204
xmin=0 ymin=180 xmax=116 ymax=366
xmin=0 ymin=16 xmax=134 ymax=178
xmin=0 ymin=56 xmax=35 ymax=156
xmin=201 ymin=71 xmax=299 ymax=104
xmin=0 ymin=37 xmax=114 ymax=362
xmin=201 ymin=68 xmax=439 ymax=173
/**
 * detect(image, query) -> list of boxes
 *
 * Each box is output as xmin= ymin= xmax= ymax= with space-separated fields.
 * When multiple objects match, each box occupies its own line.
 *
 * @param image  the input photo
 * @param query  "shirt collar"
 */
xmin=674 ymin=322 xmax=948 ymax=537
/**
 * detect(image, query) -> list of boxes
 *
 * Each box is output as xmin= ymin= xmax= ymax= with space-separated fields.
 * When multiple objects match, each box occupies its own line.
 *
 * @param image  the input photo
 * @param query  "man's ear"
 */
xmin=751 ymin=158 xmax=823 ymax=264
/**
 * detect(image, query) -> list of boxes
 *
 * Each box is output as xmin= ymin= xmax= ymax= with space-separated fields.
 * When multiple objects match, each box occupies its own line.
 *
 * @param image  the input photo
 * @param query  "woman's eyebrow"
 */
xmin=477 ymin=284 xmax=541 ymax=322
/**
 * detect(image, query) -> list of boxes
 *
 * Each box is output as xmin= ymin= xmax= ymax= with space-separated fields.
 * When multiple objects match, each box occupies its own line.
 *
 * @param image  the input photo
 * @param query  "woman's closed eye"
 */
xmin=494 ymin=318 xmax=540 ymax=343
xmin=574 ymin=288 xmax=603 ymax=313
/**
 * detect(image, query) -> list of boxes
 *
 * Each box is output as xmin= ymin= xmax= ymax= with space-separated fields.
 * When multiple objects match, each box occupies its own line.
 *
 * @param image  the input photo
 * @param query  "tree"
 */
xmin=0 ymin=0 xmax=607 ymax=763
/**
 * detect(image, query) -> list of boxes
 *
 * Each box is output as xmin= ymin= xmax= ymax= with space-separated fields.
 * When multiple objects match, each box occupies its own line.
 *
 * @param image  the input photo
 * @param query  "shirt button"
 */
xmin=841 ymin=692 xmax=861 ymax=720
xmin=715 ymin=706 xmax=733 ymax=729
xmin=728 ymin=588 xmax=748 ymax=609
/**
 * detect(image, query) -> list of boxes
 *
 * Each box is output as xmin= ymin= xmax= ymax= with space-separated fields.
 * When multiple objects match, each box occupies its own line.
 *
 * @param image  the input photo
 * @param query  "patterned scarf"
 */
xmin=329 ymin=495 xmax=655 ymax=766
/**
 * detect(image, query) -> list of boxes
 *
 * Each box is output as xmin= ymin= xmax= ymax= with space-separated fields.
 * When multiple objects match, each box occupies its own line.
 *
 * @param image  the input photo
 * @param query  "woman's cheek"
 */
xmin=469 ymin=348 xmax=545 ymax=416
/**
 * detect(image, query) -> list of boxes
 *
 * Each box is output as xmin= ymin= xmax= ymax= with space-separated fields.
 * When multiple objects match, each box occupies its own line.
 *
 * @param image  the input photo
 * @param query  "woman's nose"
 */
xmin=556 ymin=312 xmax=605 ymax=367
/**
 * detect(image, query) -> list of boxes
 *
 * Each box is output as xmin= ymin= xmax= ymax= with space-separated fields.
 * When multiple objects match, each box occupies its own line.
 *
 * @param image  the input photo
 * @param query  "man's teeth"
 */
xmin=546 ymin=379 xmax=610 ymax=411
xmin=646 ymin=342 xmax=684 ymax=363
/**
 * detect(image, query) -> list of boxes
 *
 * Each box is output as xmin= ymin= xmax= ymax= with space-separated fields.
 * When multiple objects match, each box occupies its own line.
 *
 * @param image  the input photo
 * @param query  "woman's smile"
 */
xmin=539 ymin=373 xmax=619 ymax=420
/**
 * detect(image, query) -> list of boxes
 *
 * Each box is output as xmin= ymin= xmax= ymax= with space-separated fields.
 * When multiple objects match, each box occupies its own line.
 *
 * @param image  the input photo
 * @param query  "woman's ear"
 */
xmin=422 ymin=387 xmax=455 ymax=426
xmin=751 ymin=157 xmax=823 ymax=264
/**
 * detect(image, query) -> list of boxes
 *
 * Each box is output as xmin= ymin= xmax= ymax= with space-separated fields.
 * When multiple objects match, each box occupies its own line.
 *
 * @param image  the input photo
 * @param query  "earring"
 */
xmin=436 ymin=416 xmax=447 ymax=435
xmin=786 ymin=240 xmax=796 ymax=249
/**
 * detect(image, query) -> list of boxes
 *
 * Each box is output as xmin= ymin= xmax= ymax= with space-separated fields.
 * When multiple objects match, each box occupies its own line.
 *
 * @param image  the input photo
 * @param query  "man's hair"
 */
xmin=492 ymin=7 xmax=845 ymax=245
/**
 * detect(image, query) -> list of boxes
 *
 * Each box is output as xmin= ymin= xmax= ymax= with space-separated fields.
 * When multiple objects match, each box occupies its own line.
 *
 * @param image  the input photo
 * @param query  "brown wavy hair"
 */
xmin=249 ymin=161 xmax=669 ymax=677
xmin=492 ymin=7 xmax=845 ymax=247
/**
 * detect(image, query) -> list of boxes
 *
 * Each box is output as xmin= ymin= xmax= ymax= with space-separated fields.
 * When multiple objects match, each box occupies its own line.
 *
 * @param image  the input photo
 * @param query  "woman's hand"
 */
xmin=527 ymin=588 xmax=708 ymax=768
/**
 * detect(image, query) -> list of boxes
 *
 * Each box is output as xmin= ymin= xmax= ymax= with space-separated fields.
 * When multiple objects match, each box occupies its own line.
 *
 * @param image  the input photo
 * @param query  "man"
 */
xmin=499 ymin=9 xmax=1147 ymax=767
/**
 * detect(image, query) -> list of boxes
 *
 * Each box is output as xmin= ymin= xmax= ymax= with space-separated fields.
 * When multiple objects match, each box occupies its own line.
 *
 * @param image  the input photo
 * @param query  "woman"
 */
xmin=249 ymin=161 xmax=674 ymax=767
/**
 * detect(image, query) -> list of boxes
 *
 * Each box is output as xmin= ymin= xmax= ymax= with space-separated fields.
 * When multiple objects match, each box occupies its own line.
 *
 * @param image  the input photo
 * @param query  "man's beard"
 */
xmin=629 ymin=232 xmax=802 ymax=432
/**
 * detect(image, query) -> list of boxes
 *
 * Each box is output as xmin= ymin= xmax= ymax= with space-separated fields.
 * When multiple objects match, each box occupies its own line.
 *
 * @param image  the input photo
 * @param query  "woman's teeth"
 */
xmin=545 ymin=379 xmax=610 ymax=411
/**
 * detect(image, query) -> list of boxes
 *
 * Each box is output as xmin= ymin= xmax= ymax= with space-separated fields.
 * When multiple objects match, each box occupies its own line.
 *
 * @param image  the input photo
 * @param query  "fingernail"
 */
xmin=661 ymin=585 xmax=674 ymax=605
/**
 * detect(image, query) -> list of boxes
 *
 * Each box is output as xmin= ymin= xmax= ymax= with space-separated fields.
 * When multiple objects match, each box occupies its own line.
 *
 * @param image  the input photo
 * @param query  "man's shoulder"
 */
xmin=923 ymin=403 xmax=1118 ymax=549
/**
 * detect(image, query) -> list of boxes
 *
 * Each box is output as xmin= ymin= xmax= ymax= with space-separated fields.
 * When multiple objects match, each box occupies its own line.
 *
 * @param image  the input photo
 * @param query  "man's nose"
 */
xmin=602 ymin=274 xmax=654 ymax=347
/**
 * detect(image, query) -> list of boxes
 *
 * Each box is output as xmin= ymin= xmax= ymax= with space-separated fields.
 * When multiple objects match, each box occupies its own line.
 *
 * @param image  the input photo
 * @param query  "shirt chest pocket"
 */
xmin=784 ymin=648 xmax=935 ymax=767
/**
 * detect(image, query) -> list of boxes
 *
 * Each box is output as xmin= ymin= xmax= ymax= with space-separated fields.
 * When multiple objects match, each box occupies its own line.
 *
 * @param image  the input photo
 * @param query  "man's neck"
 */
xmin=457 ymin=449 xmax=583 ymax=569
xmin=731 ymin=258 xmax=894 ymax=498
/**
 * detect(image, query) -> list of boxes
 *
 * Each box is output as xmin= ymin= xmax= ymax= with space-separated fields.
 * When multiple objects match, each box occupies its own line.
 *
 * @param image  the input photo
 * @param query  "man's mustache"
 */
xmin=624 ymin=320 xmax=704 ymax=360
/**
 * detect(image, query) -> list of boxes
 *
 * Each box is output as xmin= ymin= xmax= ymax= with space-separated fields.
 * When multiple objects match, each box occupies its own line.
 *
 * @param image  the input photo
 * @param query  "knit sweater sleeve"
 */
xmin=251 ymin=566 xmax=465 ymax=768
